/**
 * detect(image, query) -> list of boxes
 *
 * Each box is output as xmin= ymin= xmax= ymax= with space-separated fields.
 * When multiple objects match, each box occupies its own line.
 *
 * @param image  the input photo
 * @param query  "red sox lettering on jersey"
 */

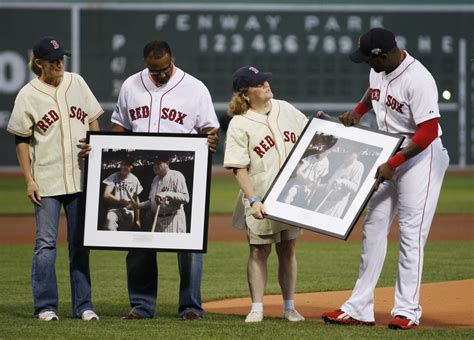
xmin=370 ymin=88 xmax=403 ymax=113
xmin=36 ymin=110 xmax=59 ymax=132
xmin=7 ymin=72 xmax=103 ymax=196
xmin=111 ymin=67 xmax=218 ymax=133
xmin=161 ymin=107 xmax=187 ymax=125
xmin=370 ymin=88 xmax=380 ymax=101
xmin=36 ymin=106 xmax=88 ymax=132
xmin=129 ymin=105 xmax=150 ymax=121
xmin=385 ymin=95 xmax=404 ymax=113
xmin=253 ymin=131 xmax=298 ymax=158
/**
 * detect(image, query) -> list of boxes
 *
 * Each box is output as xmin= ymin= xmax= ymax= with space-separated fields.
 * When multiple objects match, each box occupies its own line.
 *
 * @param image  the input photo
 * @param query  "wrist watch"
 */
xmin=249 ymin=196 xmax=261 ymax=207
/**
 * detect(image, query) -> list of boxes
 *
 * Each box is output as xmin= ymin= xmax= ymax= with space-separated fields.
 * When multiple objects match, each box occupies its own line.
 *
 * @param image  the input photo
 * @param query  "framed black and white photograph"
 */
xmin=263 ymin=117 xmax=404 ymax=240
xmin=83 ymin=132 xmax=211 ymax=252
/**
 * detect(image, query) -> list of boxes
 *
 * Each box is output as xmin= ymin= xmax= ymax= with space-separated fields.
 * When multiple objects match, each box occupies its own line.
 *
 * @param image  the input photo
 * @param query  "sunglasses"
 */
xmin=149 ymin=62 xmax=173 ymax=77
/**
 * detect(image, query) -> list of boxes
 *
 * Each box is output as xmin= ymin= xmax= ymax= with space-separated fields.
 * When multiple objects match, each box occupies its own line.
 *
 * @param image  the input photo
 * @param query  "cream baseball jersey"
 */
xmin=111 ymin=67 xmax=219 ymax=133
xmin=7 ymin=72 xmax=103 ymax=196
xmin=148 ymin=170 xmax=189 ymax=216
xmin=103 ymin=172 xmax=143 ymax=208
xmin=369 ymin=50 xmax=442 ymax=147
xmin=224 ymin=99 xmax=308 ymax=235
xmin=299 ymin=154 xmax=329 ymax=183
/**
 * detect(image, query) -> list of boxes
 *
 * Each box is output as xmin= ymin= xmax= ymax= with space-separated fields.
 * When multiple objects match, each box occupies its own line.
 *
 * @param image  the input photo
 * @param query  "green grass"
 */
xmin=0 ymin=242 xmax=473 ymax=338
xmin=0 ymin=173 xmax=473 ymax=215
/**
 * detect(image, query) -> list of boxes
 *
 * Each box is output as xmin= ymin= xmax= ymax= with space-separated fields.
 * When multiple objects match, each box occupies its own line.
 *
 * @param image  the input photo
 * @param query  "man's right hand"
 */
xmin=339 ymin=111 xmax=361 ymax=127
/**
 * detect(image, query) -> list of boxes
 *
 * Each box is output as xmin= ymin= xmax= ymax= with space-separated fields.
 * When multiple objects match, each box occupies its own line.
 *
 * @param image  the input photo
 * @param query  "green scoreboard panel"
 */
xmin=0 ymin=8 xmax=71 ymax=166
xmin=0 ymin=3 xmax=472 ymax=167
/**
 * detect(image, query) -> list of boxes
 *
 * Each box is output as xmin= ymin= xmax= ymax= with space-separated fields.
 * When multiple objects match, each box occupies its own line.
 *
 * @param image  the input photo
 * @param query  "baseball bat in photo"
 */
xmin=151 ymin=204 xmax=161 ymax=233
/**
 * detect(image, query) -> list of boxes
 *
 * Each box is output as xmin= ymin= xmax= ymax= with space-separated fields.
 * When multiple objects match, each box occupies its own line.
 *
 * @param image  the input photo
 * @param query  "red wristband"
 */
xmin=387 ymin=152 xmax=407 ymax=169
xmin=353 ymin=102 xmax=370 ymax=117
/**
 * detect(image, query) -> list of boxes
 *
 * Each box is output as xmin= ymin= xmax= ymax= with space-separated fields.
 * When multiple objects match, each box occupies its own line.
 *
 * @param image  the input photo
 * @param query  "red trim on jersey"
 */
xmin=140 ymin=71 xmax=153 ymax=133
xmin=412 ymin=118 xmax=439 ymax=149
xmin=157 ymin=72 xmax=186 ymax=132
xmin=382 ymin=58 xmax=416 ymax=132
xmin=413 ymin=144 xmax=433 ymax=305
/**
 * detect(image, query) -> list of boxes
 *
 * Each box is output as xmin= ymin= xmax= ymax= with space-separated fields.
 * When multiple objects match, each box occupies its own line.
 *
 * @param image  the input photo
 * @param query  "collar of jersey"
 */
xmin=244 ymin=100 xmax=275 ymax=124
xmin=31 ymin=72 xmax=71 ymax=97
xmin=142 ymin=67 xmax=184 ymax=91
xmin=382 ymin=50 xmax=414 ymax=80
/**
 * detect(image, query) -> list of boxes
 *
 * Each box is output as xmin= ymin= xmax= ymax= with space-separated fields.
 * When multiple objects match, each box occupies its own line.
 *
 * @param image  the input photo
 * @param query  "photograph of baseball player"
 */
xmin=224 ymin=66 xmax=308 ymax=323
xmin=131 ymin=154 xmax=191 ymax=233
xmin=109 ymin=39 xmax=219 ymax=321
xmin=277 ymin=132 xmax=337 ymax=209
xmin=100 ymin=155 xmax=143 ymax=231
xmin=322 ymin=28 xmax=450 ymax=329
xmin=278 ymin=135 xmax=381 ymax=219
xmin=313 ymin=140 xmax=382 ymax=219
xmin=97 ymin=150 xmax=194 ymax=234
xmin=6 ymin=36 xmax=101 ymax=321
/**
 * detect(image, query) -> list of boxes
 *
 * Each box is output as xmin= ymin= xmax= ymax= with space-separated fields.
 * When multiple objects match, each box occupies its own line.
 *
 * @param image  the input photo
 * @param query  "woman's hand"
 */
xmin=26 ymin=179 xmax=41 ymax=206
xmin=250 ymin=201 xmax=266 ymax=219
xmin=78 ymin=137 xmax=92 ymax=159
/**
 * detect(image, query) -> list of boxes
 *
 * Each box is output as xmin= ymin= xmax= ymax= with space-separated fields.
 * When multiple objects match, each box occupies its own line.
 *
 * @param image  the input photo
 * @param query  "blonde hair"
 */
xmin=28 ymin=55 xmax=42 ymax=76
xmin=227 ymin=89 xmax=250 ymax=117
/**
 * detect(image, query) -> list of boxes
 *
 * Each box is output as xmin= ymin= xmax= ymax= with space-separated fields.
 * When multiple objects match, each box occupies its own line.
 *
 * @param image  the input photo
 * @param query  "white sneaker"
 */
xmin=37 ymin=311 xmax=59 ymax=321
xmin=81 ymin=310 xmax=99 ymax=321
xmin=284 ymin=309 xmax=305 ymax=322
xmin=245 ymin=310 xmax=263 ymax=323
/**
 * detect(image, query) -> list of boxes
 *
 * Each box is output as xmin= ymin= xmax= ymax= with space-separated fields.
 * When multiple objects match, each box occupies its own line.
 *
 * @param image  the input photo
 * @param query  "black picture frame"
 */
xmin=83 ymin=132 xmax=211 ymax=252
xmin=263 ymin=116 xmax=404 ymax=240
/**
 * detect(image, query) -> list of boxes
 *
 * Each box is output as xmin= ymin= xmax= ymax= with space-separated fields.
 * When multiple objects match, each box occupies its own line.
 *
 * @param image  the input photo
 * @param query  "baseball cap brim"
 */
xmin=246 ymin=72 xmax=272 ymax=87
xmin=41 ymin=49 xmax=71 ymax=61
xmin=349 ymin=49 xmax=370 ymax=63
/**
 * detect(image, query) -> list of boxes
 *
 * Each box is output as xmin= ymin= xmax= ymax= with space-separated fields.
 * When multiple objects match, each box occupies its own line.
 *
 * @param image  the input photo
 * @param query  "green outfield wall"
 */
xmin=0 ymin=1 xmax=472 ymax=167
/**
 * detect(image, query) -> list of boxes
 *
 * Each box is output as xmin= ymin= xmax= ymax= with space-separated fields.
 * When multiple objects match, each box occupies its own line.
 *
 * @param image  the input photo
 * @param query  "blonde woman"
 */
xmin=224 ymin=66 xmax=308 ymax=323
xmin=7 ymin=37 xmax=102 ymax=321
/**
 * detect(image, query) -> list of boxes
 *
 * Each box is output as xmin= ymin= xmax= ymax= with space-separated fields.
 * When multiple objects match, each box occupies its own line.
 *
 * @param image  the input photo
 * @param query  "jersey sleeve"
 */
xmin=166 ymin=172 xmax=190 ymax=204
xmin=292 ymin=104 xmax=309 ymax=132
xmin=111 ymin=79 xmax=132 ymax=130
xmin=7 ymin=90 xmax=35 ymax=137
xmin=102 ymin=173 xmax=117 ymax=186
xmin=406 ymin=71 xmax=440 ymax=125
xmin=76 ymin=74 xmax=104 ymax=122
xmin=134 ymin=177 xmax=143 ymax=196
xmin=195 ymin=85 xmax=220 ymax=130
xmin=223 ymin=118 xmax=250 ymax=169
xmin=280 ymin=100 xmax=308 ymax=133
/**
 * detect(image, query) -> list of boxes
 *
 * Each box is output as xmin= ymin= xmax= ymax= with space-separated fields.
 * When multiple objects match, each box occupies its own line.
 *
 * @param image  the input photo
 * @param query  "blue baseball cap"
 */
xmin=349 ymin=28 xmax=397 ymax=63
xmin=232 ymin=66 xmax=272 ymax=92
xmin=33 ymin=36 xmax=71 ymax=60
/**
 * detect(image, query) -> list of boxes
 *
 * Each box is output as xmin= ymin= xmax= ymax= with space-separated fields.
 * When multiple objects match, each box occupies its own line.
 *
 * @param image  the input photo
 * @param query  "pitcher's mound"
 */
xmin=204 ymin=279 xmax=474 ymax=328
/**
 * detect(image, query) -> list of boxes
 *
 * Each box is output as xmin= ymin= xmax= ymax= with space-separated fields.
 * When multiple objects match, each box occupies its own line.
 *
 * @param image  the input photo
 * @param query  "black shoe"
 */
xmin=182 ymin=311 xmax=201 ymax=321
xmin=121 ymin=311 xmax=142 ymax=320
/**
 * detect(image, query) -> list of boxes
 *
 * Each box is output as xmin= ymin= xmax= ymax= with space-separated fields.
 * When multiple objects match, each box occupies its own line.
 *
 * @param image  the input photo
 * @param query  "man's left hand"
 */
xmin=374 ymin=162 xmax=395 ymax=191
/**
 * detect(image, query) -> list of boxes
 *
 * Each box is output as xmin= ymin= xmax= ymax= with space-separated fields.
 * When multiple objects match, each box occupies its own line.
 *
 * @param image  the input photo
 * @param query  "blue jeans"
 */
xmin=32 ymin=193 xmax=93 ymax=317
xmin=126 ymin=250 xmax=203 ymax=318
